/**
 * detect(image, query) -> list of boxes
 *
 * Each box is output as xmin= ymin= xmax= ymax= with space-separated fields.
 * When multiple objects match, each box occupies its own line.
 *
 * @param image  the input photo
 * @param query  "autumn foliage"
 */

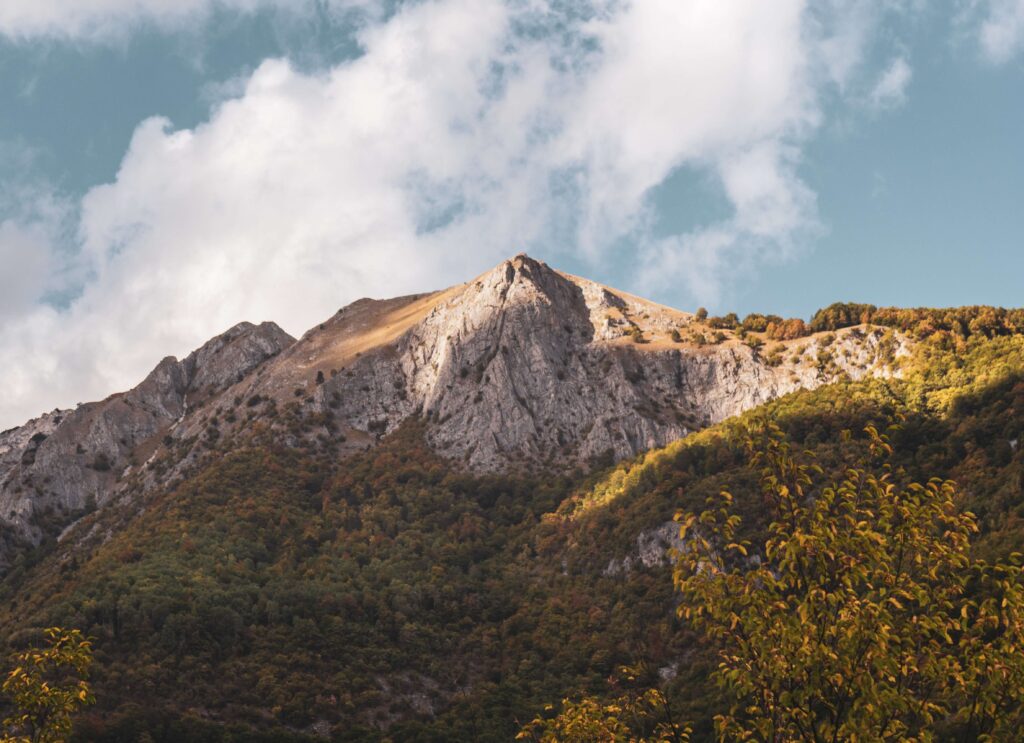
xmin=674 ymin=424 xmax=1024 ymax=741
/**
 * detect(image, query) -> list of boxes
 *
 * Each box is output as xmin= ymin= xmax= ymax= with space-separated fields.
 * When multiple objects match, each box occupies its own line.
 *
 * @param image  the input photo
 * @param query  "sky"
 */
xmin=0 ymin=0 xmax=1022 ymax=429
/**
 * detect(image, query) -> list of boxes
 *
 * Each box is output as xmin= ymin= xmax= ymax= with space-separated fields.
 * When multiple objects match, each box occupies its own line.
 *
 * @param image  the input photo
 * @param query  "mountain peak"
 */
xmin=194 ymin=254 xmax=901 ymax=471
xmin=0 ymin=258 xmax=909 ymax=568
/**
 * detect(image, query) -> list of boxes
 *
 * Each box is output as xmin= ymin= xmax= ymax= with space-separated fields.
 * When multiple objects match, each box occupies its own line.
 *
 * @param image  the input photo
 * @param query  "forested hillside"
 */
xmin=2 ymin=322 xmax=1024 ymax=742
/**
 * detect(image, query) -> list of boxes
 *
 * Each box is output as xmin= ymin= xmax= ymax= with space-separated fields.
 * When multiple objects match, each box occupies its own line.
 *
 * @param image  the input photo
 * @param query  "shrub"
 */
xmin=707 ymin=313 xmax=739 ymax=330
xmin=766 ymin=318 xmax=809 ymax=340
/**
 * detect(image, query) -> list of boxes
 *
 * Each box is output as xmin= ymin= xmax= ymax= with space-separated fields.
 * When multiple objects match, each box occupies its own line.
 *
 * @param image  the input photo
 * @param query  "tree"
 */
xmin=1 ymin=628 xmax=95 ymax=743
xmin=696 ymin=308 xmax=708 ymax=322
xmin=766 ymin=318 xmax=808 ymax=341
xmin=809 ymin=303 xmax=875 ymax=333
xmin=741 ymin=314 xmax=782 ymax=334
xmin=708 ymin=314 xmax=739 ymax=331
xmin=673 ymin=424 xmax=1024 ymax=742
xmin=517 ymin=667 xmax=691 ymax=743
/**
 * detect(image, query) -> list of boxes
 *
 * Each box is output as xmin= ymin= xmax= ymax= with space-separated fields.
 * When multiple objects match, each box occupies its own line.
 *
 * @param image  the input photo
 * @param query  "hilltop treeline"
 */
xmin=710 ymin=304 xmax=1024 ymax=344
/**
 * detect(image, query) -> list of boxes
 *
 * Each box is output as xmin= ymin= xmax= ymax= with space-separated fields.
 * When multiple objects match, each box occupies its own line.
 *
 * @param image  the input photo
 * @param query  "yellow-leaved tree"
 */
xmin=1 ymin=628 xmax=94 ymax=743
xmin=516 ymin=666 xmax=691 ymax=742
xmin=520 ymin=423 xmax=1024 ymax=741
xmin=674 ymin=424 xmax=1024 ymax=741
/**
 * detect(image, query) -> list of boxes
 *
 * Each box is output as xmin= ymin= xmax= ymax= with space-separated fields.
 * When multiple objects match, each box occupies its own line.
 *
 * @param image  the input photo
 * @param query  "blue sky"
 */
xmin=0 ymin=0 xmax=1022 ymax=427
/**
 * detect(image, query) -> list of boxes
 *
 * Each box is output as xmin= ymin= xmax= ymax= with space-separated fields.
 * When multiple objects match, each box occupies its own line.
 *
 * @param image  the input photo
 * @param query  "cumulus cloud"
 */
xmin=0 ymin=147 xmax=75 ymax=324
xmin=971 ymin=0 xmax=1024 ymax=63
xmin=867 ymin=56 xmax=912 ymax=109
xmin=0 ymin=0 xmax=900 ymax=429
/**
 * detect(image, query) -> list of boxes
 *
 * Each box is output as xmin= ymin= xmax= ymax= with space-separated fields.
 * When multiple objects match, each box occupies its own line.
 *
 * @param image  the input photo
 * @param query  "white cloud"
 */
xmin=0 ymin=0 xmax=377 ymax=41
xmin=0 ymin=221 xmax=55 ymax=321
xmin=0 ymin=150 xmax=75 ymax=325
xmin=0 ymin=0 xmax=901 ymax=428
xmin=972 ymin=0 xmax=1024 ymax=63
xmin=868 ymin=56 xmax=912 ymax=109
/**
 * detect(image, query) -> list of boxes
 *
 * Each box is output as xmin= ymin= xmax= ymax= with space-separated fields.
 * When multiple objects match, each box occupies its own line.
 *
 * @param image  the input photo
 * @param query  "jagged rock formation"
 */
xmin=0 ymin=254 xmax=907 ymax=569
xmin=209 ymin=254 xmax=904 ymax=469
xmin=0 ymin=322 xmax=293 ymax=566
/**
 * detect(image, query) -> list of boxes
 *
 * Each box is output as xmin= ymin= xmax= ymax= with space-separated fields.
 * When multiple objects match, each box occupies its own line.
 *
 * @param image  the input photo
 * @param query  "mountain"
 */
xmin=1 ymin=255 xmax=1022 ymax=741
xmin=0 ymin=255 xmax=904 ymax=572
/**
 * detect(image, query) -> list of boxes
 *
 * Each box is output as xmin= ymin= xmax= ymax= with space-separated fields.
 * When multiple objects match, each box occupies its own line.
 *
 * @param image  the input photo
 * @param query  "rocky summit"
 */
xmin=0 ymin=254 xmax=906 ymax=570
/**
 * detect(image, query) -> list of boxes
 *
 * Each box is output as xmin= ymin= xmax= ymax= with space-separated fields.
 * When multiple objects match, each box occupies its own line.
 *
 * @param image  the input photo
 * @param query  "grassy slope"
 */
xmin=1 ymin=335 xmax=1023 ymax=742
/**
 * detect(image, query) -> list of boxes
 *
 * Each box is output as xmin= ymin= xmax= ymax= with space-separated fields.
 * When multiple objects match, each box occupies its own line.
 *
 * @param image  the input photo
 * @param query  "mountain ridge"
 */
xmin=1 ymin=254 xmax=904 ymax=570
xmin=1 ymin=256 xmax=1023 ymax=740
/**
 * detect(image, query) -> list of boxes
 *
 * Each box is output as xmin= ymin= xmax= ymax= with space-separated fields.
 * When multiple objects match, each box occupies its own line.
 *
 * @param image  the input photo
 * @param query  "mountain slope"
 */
xmin=0 ymin=255 xmax=905 ymax=570
xmin=1 ymin=331 xmax=1022 ymax=742
xmin=0 ymin=321 xmax=294 ymax=570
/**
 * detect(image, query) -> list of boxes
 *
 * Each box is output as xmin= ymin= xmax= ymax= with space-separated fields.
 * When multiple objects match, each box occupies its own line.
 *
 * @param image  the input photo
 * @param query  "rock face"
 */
xmin=0 ymin=254 xmax=907 ymax=570
xmin=0 ymin=322 xmax=293 ymax=566
xmin=604 ymin=521 xmax=687 ymax=576
xmin=223 ymin=254 xmax=904 ymax=469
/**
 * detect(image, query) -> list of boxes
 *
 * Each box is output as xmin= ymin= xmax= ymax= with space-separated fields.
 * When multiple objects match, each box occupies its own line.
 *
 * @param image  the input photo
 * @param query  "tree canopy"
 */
xmin=673 ymin=423 xmax=1024 ymax=740
xmin=1 ymin=627 xmax=94 ymax=743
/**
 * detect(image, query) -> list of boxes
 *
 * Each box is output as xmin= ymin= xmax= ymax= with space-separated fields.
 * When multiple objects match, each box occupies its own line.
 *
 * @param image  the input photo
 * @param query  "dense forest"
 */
xmin=3 ymin=313 xmax=1024 ymax=741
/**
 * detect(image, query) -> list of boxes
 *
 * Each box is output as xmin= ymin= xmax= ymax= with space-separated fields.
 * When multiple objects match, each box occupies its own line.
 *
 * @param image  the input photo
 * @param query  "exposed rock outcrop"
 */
xmin=0 ymin=321 xmax=293 ymax=566
xmin=218 ymin=254 xmax=905 ymax=470
xmin=1 ymin=254 xmax=908 ymax=570
xmin=604 ymin=521 xmax=687 ymax=576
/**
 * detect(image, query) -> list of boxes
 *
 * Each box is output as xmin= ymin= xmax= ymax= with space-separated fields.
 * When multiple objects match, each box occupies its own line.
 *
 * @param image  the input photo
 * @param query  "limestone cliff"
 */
xmin=200 ymin=254 xmax=905 ymax=469
xmin=0 ymin=255 xmax=908 ymax=569
xmin=0 ymin=321 xmax=293 ymax=566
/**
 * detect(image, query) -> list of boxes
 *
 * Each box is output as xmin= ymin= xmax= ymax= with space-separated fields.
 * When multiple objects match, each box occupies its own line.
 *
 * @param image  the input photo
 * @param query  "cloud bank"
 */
xmin=0 ymin=0 xmax=378 ymax=41
xmin=0 ymin=0 xmax=904 ymax=429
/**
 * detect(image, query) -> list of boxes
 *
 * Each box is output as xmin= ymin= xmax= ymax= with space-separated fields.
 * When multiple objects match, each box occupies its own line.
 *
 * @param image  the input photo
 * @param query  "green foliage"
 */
xmin=809 ymin=303 xmax=877 ymax=333
xmin=674 ymin=424 xmax=1024 ymax=741
xmin=1 ymin=627 xmax=94 ymax=743
xmin=706 ymin=314 xmax=739 ymax=331
xmin=4 ymin=424 xmax=672 ymax=741
xmin=740 ymin=314 xmax=782 ymax=334
xmin=3 ymin=315 xmax=1024 ymax=740
xmin=517 ymin=667 xmax=691 ymax=743
xmin=810 ymin=303 xmax=1024 ymax=344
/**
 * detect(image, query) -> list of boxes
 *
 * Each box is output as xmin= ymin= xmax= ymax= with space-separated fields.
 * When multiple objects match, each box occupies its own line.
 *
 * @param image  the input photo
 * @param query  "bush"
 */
xmin=741 ymin=313 xmax=782 ymax=333
xmin=766 ymin=318 xmax=809 ymax=341
xmin=707 ymin=313 xmax=739 ymax=330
